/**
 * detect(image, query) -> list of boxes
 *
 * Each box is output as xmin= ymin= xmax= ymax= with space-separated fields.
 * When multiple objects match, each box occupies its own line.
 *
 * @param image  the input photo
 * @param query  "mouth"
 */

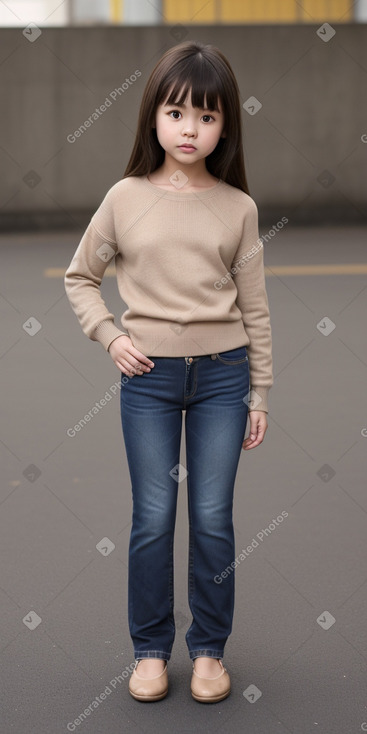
xmin=178 ymin=144 xmax=197 ymax=150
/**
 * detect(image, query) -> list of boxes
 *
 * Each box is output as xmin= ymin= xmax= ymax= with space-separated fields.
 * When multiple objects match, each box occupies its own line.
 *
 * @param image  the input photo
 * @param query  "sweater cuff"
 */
xmin=248 ymin=385 xmax=269 ymax=413
xmin=93 ymin=320 xmax=129 ymax=352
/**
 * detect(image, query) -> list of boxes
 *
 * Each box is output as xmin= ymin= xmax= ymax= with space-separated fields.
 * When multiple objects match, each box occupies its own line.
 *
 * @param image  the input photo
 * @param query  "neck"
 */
xmin=155 ymin=156 xmax=211 ymax=185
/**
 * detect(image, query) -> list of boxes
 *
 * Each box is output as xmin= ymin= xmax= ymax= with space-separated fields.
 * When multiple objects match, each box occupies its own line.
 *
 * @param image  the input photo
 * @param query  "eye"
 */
xmin=202 ymin=114 xmax=215 ymax=123
xmin=168 ymin=110 xmax=181 ymax=119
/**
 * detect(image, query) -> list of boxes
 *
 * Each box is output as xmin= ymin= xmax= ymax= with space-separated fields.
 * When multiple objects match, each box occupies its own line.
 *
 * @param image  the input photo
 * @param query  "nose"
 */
xmin=182 ymin=122 xmax=197 ymax=139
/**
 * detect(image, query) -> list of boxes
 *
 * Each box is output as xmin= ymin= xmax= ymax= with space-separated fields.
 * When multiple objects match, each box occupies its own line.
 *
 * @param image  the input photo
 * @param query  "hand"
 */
xmin=108 ymin=335 xmax=155 ymax=377
xmin=242 ymin=410 xmax=268 ymax=450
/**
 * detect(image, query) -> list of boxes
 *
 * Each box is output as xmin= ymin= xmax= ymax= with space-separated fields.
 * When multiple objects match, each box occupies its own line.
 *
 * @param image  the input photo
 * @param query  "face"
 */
xmin=154 ymin=87 xmax=226 ymax=165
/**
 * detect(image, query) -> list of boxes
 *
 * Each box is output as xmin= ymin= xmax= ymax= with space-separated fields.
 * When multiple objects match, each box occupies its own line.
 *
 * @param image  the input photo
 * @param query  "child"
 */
xmin=64 ymin=40 xmax=273 ymax=704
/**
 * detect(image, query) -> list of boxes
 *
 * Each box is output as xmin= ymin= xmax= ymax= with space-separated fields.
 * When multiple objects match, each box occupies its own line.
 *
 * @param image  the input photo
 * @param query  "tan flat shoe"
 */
xmin=129 ymin=660 xmax=168 ymax=701
xmin=191 ymin=659 xmax=231 ymax=703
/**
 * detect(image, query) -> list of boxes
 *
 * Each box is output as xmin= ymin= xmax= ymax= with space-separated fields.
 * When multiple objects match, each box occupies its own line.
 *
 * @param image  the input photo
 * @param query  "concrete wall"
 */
xmin=1 ymin=23 xmax=366 ymax=228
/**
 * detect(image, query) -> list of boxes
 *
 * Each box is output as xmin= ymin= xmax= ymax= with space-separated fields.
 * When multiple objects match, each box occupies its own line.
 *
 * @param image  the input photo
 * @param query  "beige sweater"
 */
xmin=64 ymin=175 xmax=273 ymax=412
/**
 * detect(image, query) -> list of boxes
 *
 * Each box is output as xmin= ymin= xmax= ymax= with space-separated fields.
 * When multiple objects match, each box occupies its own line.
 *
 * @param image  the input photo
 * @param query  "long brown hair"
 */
xmin=123 ymin=40 xmax=250 ymax=195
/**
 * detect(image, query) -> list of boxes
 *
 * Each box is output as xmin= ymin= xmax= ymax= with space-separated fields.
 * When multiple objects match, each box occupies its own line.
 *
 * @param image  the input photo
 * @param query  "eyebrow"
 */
xmin=164 ymin=102 xmax=219 ymax=111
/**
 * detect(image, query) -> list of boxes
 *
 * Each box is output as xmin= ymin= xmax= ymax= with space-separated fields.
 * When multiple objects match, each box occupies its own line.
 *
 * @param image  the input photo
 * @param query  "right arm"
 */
xmin=64 ymin=219 xmax=129 ymax=351
xmin=64 ymin=192 xmax=154 ymax=376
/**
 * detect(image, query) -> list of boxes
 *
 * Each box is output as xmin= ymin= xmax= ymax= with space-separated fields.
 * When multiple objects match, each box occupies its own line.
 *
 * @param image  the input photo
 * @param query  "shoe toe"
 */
xmin=129 ymin=662 xmax=168 ymax=701
xmin=191 ymin=662 xmax=231 ymax=703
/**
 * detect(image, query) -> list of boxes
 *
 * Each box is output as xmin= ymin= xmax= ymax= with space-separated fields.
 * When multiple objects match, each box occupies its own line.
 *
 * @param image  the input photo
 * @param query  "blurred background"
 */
xmin=1 ymin=0 xmax=366 ymax=227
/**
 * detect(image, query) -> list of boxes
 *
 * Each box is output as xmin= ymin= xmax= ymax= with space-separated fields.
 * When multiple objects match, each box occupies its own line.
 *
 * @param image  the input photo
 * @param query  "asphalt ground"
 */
xmin=1 ymin=224 xmax=367 ymax=734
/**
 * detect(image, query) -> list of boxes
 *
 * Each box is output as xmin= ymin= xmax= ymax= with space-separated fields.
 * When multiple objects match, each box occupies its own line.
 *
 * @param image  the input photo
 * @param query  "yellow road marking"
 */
xmin=44 ymin=264 xmax=367 ymax=278
xmin=265 ymin=264 xmax=367 ymax=275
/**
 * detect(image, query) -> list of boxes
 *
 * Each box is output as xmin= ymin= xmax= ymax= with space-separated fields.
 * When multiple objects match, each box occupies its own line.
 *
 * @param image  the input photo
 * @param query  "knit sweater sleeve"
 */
xmin=231 ymin=197 xmax=273 ymax=413
xmin=64 ymin=190 xmax=129 ymax=352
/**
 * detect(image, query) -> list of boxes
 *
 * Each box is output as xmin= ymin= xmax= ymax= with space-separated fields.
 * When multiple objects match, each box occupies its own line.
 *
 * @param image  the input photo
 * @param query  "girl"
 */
xmin=64 ymin=40 xmax=273 ymax=704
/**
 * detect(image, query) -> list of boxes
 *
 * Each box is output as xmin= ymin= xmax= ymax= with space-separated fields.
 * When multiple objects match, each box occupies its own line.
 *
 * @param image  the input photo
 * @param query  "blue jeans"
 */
xmin=119 ymin=345 xmax=250 ymax=662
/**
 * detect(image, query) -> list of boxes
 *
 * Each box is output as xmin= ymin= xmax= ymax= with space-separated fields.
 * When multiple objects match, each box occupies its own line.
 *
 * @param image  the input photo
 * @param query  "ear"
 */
xmin=221 ymin=130 xmax=227 ymax=138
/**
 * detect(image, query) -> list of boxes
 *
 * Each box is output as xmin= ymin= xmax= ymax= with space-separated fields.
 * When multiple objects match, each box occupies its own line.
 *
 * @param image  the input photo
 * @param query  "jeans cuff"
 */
xmin=134 ymin=650 xmax=171 ymax=661
xmin=189 ymin=649 xmax=224 ymax=660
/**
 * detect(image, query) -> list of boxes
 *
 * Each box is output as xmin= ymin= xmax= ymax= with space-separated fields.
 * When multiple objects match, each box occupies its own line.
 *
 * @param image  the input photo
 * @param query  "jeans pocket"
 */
xmin=216 ymin=346 xmax=248 ymax=365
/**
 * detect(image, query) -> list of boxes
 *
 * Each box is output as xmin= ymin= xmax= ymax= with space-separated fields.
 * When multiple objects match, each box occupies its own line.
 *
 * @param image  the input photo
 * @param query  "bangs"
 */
xmin=157 ymin=57 xmax=223 ymax=112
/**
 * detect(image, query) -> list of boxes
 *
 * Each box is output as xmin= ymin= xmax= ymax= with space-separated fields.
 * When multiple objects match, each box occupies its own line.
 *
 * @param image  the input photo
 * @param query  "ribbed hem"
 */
xmin=122 ymin=318 xmax=250 ymax=357
xmin=93 ymin=319 xmax=129 ymax=352
xmin=249 ymin=385 xmax=269 ymax=413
